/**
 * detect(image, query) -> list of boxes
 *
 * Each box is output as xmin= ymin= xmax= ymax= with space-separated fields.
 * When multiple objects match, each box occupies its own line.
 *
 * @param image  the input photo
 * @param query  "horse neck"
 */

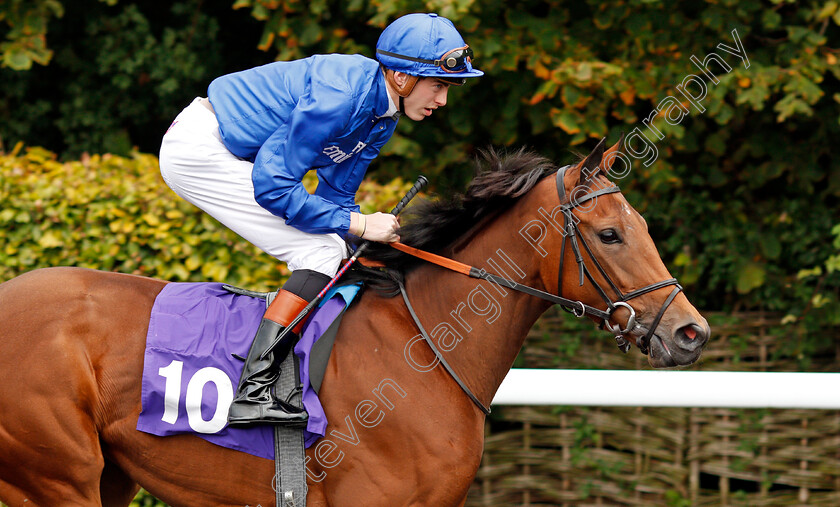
xmin=403 ymin=196 xmax=552 ymax=408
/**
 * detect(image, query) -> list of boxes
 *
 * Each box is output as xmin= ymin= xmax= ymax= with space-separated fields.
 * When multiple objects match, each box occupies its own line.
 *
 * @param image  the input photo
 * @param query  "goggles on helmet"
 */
xmin=376 ymin=45 xmax=474 ymax=74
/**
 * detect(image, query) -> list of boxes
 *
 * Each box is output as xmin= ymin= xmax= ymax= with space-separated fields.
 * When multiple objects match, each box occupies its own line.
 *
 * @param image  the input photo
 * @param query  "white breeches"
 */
xmin=158 ymin=97 xmax=348 ymax=277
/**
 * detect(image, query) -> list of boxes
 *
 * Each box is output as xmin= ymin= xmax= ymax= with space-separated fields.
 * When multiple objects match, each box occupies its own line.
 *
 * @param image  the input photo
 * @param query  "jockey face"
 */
xmin=394 ymin=74 xmax=450 ymax=121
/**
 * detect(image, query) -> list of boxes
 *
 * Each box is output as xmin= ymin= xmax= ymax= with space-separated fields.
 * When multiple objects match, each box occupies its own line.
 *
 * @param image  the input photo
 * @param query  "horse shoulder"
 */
xmin=312 ymin=288 xmax=486 ymax=504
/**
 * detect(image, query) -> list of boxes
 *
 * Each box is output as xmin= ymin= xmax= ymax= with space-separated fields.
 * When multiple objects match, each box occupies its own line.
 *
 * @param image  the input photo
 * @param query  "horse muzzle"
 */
xmin=646 ymin=321 xmax=710 ymax=368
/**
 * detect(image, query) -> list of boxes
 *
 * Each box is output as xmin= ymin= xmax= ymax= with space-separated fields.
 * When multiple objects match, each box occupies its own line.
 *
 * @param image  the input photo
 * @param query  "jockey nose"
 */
xmin=674 ymin=323 xmax=708 ymax=352
xmin=437 ymin=88 xmax=448 ymax=107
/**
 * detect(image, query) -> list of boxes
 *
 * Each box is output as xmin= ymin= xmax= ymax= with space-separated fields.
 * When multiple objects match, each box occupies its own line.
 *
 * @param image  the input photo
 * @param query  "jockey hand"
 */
xmin=351 ymin=212 xmax=400 ymax=243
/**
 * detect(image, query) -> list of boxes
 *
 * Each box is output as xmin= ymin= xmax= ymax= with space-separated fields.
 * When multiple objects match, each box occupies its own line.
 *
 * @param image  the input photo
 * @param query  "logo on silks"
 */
xmin=323 ymin=141 xmax=366 ymax=163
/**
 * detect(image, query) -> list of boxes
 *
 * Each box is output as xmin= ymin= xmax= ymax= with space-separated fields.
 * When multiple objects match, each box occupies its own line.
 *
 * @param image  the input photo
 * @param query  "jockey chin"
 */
xmin=158 ymin=13 xmax=483 ymax=427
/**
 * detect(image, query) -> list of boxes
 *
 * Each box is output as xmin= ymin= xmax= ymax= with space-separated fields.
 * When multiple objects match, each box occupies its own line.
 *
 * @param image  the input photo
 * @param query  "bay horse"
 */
xmin=0 ymin=138 xmax=709 ymax=506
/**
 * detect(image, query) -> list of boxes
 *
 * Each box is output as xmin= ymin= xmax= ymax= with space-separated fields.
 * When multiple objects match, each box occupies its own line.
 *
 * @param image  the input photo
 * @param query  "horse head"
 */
xmin=363 ymin=140 xmax=709 ymax=369
xmin=533 ymin=136 xmax=710 ymax=367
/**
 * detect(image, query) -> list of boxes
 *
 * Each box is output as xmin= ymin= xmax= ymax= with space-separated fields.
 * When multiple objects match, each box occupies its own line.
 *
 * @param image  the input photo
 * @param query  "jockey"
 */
xmin=158 ymin=13 xmax=483 ymax=427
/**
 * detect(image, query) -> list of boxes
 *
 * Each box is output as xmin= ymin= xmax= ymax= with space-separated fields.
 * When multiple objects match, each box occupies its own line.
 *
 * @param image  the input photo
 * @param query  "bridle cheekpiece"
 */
xmin=554 ymin=165 xmax=683 ymax=355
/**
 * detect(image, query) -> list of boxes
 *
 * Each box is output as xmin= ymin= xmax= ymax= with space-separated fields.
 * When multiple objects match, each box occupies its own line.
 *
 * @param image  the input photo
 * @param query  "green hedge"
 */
xmin=0 ymin=143 xmax=413 ymax=292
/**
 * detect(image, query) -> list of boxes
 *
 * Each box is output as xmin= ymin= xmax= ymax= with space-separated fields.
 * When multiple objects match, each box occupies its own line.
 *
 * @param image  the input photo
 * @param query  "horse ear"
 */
xmin=600 ymin=132 xmax=626 ymax=176
xmin=577 ymin=137 xmax=607 ymax=187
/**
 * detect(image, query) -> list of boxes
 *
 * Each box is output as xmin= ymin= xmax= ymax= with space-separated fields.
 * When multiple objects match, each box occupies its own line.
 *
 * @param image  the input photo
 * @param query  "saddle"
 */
xmin=137 ymin=281 xmax=361 ymax=457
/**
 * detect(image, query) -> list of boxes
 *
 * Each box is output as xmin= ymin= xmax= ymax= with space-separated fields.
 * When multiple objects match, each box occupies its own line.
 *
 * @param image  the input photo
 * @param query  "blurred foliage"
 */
xmin=0 ymin=143 xmax=414 ymax=293
xmin=0 ymin=0 xmax=266 ymax=157
xmin=0 ymin=0 xmax=63 ymax=70
xmin=781 ymin=222 xmax=840 ymax=354
xmin=0 ymin=2 xmax=838 ymax=337
xmin=130 ymin=489 xmax=168 ymax=506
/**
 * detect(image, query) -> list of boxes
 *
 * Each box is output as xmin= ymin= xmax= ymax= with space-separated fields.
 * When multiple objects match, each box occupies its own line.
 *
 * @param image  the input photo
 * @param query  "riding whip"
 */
xmin=259 ymin=175 xmax=429 ymax=360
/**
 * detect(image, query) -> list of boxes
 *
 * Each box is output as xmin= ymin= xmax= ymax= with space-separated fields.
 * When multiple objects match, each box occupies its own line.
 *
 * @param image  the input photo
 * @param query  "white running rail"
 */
xmin=493 ymin=369 xmax=840 ymax=409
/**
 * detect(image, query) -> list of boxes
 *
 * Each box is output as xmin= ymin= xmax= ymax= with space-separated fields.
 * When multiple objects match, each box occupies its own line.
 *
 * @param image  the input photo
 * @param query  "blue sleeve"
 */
xmin=252 ymin=82 xmax=355 ymax=235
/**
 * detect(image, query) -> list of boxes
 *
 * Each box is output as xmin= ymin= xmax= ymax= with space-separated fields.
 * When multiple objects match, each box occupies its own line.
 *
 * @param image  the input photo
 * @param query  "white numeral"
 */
xmin=157 ymin=360 xmax=233 ymax=434
xmin=158 ymin=360 xmax=184 ymax=424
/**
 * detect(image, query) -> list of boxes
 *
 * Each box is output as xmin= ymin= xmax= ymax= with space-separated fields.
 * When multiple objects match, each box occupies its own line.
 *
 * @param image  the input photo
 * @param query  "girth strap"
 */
xmin=398 ymin=281 xmax=492 ymax=415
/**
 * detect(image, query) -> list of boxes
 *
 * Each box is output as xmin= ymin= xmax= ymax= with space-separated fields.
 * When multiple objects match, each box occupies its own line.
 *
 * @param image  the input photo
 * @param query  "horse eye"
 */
xmin=598 ymin=229 xmax=621 ymax=244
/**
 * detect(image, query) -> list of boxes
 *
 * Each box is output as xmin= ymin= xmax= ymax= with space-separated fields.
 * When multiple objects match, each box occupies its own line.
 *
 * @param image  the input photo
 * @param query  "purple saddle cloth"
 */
xmin=136 ymin=282 xmax=358 ymax=458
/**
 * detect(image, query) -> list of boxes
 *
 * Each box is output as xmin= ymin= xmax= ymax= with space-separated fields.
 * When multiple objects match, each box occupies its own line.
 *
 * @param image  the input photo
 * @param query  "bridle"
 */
xmin=553 ymin=165 xmax=682 ymax=355
xmin=391 ymin=164 xmax=684 ymax=414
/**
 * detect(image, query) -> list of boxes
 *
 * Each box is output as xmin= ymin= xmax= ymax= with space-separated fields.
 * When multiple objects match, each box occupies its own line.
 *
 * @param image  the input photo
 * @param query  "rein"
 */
xmin=390 ymin=242 xmax=612 ymax=321
xmin=391 ymin=165 xmax=684 ymax=414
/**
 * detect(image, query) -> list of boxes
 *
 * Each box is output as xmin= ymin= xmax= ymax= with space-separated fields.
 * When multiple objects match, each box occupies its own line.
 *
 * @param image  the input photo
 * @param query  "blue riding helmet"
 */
xmin=376 ymin=13 xmax=484 ymax=84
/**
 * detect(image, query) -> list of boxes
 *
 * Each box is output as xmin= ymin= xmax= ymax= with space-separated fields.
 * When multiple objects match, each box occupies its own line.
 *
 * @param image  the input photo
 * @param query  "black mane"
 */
xmin=345 ymin=147 xmax=558 ymax=295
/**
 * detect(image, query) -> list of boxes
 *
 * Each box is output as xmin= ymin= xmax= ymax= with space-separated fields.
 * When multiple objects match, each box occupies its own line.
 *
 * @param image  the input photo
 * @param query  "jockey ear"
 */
xmin=577 ymin=137 xmax=606 ymax=187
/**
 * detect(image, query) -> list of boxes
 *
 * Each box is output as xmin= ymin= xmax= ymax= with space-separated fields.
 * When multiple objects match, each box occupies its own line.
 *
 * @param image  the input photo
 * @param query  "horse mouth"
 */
xmin=647 ymin=335 xmax=700 ymax=368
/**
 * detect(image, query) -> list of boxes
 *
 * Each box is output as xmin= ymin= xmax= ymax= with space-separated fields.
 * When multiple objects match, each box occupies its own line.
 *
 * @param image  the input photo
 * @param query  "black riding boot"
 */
xmin=227 ymin=269 xmax=331 ymax=427
xmin=226 ymin=314 xmax=308 ymax=427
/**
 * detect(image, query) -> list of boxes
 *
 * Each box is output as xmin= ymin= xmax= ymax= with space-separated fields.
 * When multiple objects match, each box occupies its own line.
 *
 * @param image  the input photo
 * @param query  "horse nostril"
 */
xmin=676 ymin=324 xmax=707 ymax=351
